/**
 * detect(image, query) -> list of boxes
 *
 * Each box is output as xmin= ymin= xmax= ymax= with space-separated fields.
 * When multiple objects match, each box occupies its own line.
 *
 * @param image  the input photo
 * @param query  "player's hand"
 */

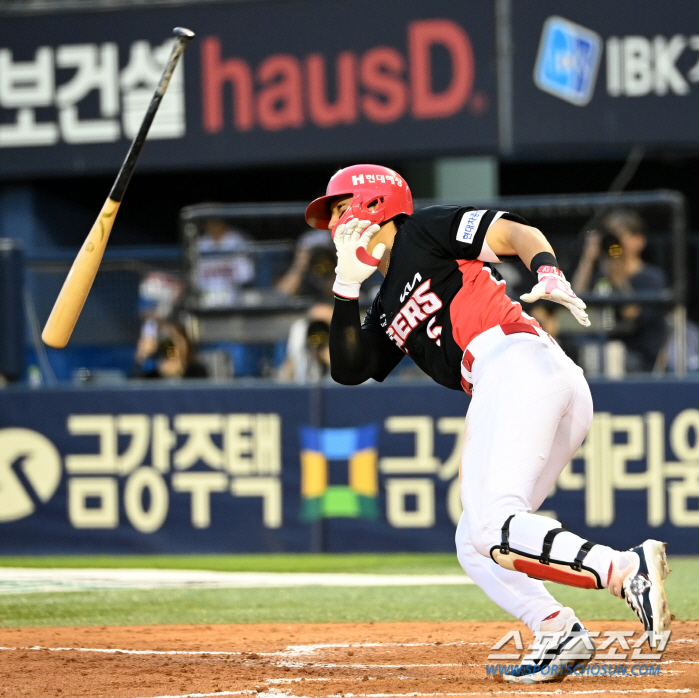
xmin=332 ymin=218 xmax=385 ymax=299
xmin=520 ymin=266 xmax=590 ymax=327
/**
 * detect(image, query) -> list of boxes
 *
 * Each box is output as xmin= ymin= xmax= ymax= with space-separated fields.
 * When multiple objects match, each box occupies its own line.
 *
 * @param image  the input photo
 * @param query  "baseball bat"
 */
xmin=41 ymin=27 xmax=195 ymax=349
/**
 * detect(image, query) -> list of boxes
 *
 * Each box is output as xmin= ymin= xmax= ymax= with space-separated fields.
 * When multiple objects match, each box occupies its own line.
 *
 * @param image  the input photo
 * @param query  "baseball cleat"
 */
xmin=496 ymin=607 xmax=596 ymax=683
xmin=610 ymin=539 xmax=671 ymax=648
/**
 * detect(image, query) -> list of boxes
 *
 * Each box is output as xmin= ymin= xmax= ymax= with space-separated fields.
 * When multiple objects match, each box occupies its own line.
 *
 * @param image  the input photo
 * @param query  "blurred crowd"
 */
xmin=132 ymin=216 xmax=344 ymax=383
xmin=128 ymin=206 xmax=693 ymax=385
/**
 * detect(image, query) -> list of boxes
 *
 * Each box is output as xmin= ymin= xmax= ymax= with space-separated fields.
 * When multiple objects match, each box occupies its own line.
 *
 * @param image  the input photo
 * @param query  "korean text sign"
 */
xmin=0 ymin=381 xmax=698 ymax=554
xmin=0 ymin=0 xmax=497 ymax=177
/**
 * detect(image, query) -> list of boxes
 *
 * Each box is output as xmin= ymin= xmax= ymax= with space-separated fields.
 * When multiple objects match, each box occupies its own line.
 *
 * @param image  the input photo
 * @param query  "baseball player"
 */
xmin=305 ymin=164 xmax=671 ymax=683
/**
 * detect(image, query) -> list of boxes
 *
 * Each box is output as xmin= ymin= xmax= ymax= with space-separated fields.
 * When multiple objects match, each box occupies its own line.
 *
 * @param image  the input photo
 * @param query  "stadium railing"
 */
xmin=18 ymin=190 xmax=689 ymax=383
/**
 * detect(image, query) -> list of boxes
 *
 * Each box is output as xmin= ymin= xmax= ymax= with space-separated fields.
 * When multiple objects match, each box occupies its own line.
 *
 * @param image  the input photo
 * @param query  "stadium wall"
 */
xmin=1 ymin=379 xmax=698 ymax=554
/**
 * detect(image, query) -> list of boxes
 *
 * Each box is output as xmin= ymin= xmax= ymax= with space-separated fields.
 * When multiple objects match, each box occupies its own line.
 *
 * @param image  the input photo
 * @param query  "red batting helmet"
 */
xmin=305 ymin=164 xmax=413 ymax=236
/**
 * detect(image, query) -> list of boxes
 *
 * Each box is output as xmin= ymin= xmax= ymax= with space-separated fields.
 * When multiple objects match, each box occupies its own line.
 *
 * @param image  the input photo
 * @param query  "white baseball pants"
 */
xmin=455 ymin=325 xmax=616 ymax=631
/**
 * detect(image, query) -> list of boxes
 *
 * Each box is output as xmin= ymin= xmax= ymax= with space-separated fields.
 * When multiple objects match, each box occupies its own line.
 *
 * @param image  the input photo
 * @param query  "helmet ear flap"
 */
xmin=331 ymin=193 xmax=362 ymax=237
xmin=331 ymin=193 xmax=387 ymax=237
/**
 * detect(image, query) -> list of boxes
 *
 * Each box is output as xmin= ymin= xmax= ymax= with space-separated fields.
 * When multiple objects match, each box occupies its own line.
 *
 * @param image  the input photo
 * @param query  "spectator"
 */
xmin=573 ymin=209 xmax=668 ymax=372
xmin=277 ymin=302 xmax=333 ymax=383
xmin=132 ymin=319 xmax=207 ymax=379
xmin=195 ymin=218 xmax=255 ymax=307
xmin=138 ymin=271 xmax=183 ymax=320
xmin=276 ymin=228 xmax=335 ymax=301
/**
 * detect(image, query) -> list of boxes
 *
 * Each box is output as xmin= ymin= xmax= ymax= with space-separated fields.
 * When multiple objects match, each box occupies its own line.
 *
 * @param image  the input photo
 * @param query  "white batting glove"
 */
xmin=521 ymin=265 xmax=591 ymax=327
xmin=332 ymin=218 xmax=385 ymax=299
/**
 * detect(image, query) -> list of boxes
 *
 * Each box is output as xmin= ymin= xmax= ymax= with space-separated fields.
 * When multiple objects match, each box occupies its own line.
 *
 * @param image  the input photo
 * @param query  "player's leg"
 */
xmin=511 ymin=362 xmax=670 ymax=645
xmin=458 ymin=338 xmax=596 ymax=682
xmin=459 ymin=337 xmax=580 ymax=567
xmin=463 ymin=338 xmax=669 ymax=648
xmin=455 ymin=508 xmax=563 ymax=631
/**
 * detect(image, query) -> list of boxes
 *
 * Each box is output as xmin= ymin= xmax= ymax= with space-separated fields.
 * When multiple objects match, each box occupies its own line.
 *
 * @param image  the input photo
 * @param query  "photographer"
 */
xmin=573 ymin=209 xmax=668 ymax=372
xmin=132 ymin=319 xmax=207 ymax=380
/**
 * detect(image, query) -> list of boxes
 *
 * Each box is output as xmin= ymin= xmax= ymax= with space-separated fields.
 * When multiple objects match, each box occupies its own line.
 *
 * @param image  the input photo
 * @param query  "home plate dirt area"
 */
xmin=1 ymin=621 xmax=698 ymax=698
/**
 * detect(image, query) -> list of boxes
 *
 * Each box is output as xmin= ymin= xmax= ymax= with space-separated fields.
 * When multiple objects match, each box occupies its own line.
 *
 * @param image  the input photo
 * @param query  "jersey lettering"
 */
xmin=427 ymin=317 xmax=442 ymax=346
xmin=402 ymin=298 xmax=427 ymax=327
xmin=412 ymin=280 xmax=442 ymax=313
xmin=400 ymin=272 xmax=422 ymax=302
xmin=387 ymin=279 xmax=443 ymax=349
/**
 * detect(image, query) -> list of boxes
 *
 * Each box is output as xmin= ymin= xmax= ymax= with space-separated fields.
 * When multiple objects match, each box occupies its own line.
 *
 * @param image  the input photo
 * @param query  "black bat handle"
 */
xmin=109 ymin=27 xmax=195 ymax=203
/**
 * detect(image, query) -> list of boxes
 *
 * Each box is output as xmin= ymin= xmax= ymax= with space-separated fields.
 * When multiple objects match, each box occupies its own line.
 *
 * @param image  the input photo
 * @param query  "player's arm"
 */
xmin=484 ymin=218 xmax=554 ymax=266
xmin=485 ymin=218 xmax=591 ymax=327
xmin=329 ymin=218 xmax=403 ymax=384
xmin=330 ymin=299 xmax=402 ymax=384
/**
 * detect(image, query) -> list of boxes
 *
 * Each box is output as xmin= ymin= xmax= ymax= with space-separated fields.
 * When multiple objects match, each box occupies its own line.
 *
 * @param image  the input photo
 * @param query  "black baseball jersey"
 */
xmin=362 ymin=205 xmax=538 ymax=391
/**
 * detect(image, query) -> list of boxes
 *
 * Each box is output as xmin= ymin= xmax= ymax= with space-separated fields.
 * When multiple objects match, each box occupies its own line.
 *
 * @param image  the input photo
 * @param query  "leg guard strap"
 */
xmin=540 ymin=527 xmax=567 ymax=565
xmin=499 ymin=514 xmax=516 ymax=554
xmin=572 ymin=540 xmax=595 ymax=571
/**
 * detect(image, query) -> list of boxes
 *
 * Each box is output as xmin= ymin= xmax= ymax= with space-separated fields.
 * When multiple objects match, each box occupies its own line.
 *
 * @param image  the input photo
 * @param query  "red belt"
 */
xmin=460 ymin=322 xmax=539 ymax=395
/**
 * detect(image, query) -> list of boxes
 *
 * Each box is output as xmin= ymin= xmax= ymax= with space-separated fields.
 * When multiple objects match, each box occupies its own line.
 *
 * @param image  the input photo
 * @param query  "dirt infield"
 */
xmin=1 ymin=620 xmax=698 ymax=697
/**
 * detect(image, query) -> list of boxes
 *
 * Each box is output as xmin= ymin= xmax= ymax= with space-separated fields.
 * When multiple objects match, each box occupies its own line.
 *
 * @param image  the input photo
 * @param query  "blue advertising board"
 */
xmin=512 ymin=0 xmax=699 ymax=151
xmin=1 ymin=380 xmax=698 ymax=555
xmin=0 ymin=0 xmax=497 ymax=177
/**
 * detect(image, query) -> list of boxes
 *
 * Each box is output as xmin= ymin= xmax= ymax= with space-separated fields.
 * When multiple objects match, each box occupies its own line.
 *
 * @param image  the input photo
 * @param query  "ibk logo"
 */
xmin=387 ymin=279 xmax=442 ymax=349
xmin=534 ymin=16 xmax=699 ymax=106
xmin=534 ymin=16 xmax=602 ymax=106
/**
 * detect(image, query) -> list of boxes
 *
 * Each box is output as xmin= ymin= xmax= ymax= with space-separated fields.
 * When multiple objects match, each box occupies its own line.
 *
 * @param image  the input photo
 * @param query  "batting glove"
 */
xmin=332 ymin=218 xmax=385 ymax=299
xmin=520 ymin=265 xmax=591 ymax=327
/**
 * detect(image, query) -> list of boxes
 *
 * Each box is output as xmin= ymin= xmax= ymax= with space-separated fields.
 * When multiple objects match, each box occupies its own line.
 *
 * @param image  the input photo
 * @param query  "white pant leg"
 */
xmin=454 ymin=335 xmax=582 ymax=630
xmin=530 ymin=358 xmax=593 ymax=510
xmin=460 ymin=336 xmax=579 ymax=557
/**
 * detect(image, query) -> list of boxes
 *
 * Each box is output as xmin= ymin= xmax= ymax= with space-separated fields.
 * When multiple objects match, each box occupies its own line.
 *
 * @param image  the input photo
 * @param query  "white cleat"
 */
xmin=610 ymin=539 xmax=671 ymax=648
xmin=497 ymin=607 xmax=596 ymax=683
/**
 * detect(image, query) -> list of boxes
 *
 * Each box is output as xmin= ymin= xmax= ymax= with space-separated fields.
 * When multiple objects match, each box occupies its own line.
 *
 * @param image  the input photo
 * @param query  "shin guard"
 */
xmin=490 ymin=515 xmax=603 ymax=590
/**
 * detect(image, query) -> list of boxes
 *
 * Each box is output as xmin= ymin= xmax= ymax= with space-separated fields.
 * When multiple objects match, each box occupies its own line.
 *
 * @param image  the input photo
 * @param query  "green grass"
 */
xmin=0 ymin=554 xmax=696 ymax=628
xmin=0 ymin=553 xmax=460 ymax=574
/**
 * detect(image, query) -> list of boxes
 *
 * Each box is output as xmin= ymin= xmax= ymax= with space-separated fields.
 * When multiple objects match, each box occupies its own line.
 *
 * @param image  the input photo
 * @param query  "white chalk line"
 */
xmin=0 ymin=568 xmax=474 ymax=594
xmin=280 ymin=641 xmax=488 ymax=655
xmin=326 ymin=686 xmax=692 ymax=698
xmin=0 ymin=640 xmax=487 ymax=657
xmin=2 ymin=644 xmax=696 ymax=668
xmin=3 ymin=643 xmax=693 ymax=698
xmin=137 ymin=693 xmax=254 ymax=698
xmin=139 ymin=689 xmax=694 ymax=698
xmin=0 ymin=645 xmax=243 ymax=656
xmin=276 ymin=661 xmax=464 ymax=668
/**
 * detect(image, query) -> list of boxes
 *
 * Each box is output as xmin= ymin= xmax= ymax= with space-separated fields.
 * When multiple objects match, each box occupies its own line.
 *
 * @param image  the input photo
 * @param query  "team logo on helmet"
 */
xmin=305 ymin=164 xmax=413 ymax=236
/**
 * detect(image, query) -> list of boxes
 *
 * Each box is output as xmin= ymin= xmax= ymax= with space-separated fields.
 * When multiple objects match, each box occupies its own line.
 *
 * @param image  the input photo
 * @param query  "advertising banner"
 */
xmin=1 ymin=380 xmax=698 ymax=554
xmin=0 ymin=0 xmax=497 ymax=177
xmin=511 ymin=0 xmax=699 ymax=150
